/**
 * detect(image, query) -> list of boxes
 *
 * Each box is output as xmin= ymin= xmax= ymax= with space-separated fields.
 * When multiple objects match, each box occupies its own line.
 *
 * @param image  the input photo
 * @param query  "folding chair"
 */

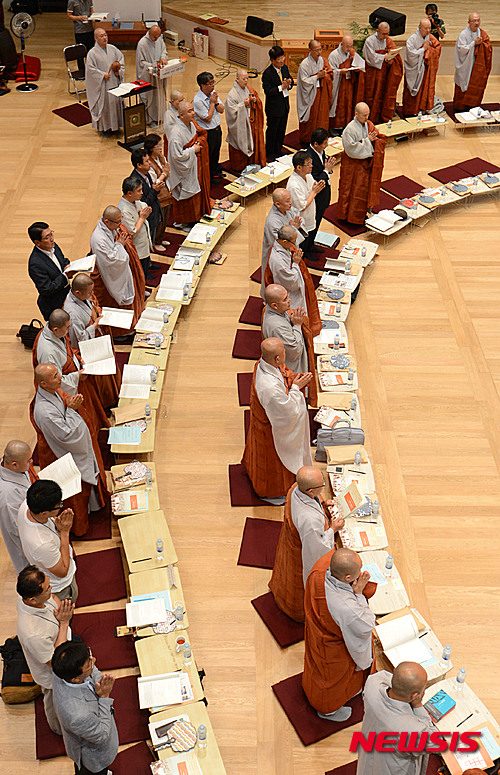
xmin=63 ymin=44 xmax=87 ymax=102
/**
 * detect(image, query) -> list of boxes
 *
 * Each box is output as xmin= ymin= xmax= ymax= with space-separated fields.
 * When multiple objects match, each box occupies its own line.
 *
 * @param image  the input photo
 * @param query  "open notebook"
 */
xmin=79 ymin=334 xmax=116 ymax=375
xmin=375 ymin=613 xmax=436 ymax=667
xmin=38 ymin=453 xmax=82 ymax=499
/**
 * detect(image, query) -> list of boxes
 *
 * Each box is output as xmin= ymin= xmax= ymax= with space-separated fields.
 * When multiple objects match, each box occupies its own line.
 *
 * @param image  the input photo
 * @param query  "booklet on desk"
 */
xmin=315 ymin=231 xmax=340 ymax=249
xmin=135 ymin=308 xmax=164 ymax=333
xmin=119 ymin=364 xmax=154 ymax=400
xmin=108 ymin=425 xmax=142 ymax=445
xmin=126 ymin=597 xmax=167 ymax=628
xmin=375 ymin=613 xmax=436 ymax=668
xmin=38 ymin=453 xmax=82 ymax=499
xmin=424 ymin=688 xmax=456 ymax=721
xmin=79 ymin=334 xmax=116 ymax=375
xmin=365 ymin=209 xmax=403 ymax=232
xmin=111 ymin=488 xmax=148 ymax=513
xmin=151 ymin=753 xmax=202 ymax=775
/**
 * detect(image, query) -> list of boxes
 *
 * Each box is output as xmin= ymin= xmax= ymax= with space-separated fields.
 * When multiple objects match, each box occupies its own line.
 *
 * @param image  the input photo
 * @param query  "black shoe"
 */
xmin=310 ymin=245 xmax=324 ymax=254
xmin=304 ymin=253 xmax=319 ymax=261
xmin=113 ymin=334 xmax=135 ymax=344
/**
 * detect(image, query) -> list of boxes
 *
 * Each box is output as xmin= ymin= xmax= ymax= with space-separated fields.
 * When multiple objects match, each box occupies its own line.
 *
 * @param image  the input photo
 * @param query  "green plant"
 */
xmin=349 ymin=21 xmax=372 ymax=55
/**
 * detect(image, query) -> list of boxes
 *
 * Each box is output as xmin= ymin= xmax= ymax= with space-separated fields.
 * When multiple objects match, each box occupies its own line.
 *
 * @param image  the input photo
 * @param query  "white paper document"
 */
xmin=80 ymin=335 xmax=116 ymax=375
xmin=172 ymin=254 xmax=195 ymax=270
xmin=159 ymin=270 xmax=193 ymax=290
xmin=39 ymin=453 xmax=82 ymax=499
xmin=135 ymin=307 xmax=164 ymax=333
xmin=109 ymin=82 xmax=139 ymax=97
xmin=64 ymin=254 xmax=96 ymax=273
xmin=365 ymin=209 xmax=403 ymax=232
xmin=99 ymin=307 xmax=134 ymax=329
xmin=186 ymin=224 xmax=217 ymax=245
xmin=89 ymin=12 xmax=108 ymax=20
xmin=156 ymin=287 xmax=184 ymax=302
xmin=375 ymin=613 xmax=434 ymax=667
xmin=137 ymin=672 xmax=182 ymax=709
xmin=119 ymin=364 xmax=153 ymax=400
xmin=126 ymin=597 xmax=167 ymax=627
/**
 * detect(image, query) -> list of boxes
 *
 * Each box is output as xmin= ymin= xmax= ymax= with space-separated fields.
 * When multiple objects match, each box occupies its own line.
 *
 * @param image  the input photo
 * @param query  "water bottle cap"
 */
xmin=445 ymin=645 xmax=450 ymax=649
xmin=387 ymin=554 xmax=393 ymax=560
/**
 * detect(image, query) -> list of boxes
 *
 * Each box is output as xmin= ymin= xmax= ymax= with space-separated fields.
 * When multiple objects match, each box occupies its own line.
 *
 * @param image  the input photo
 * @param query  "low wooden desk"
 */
xmin=152 ymin=701 xmax=228 ymax=774
xmin=202 ymin=204 xmax=244 ymax=230
xmin=98 ymin=21 xmax=148 ymax=45
xmin=135 ymin=634 xmax=204 ymax=703
xmin=128 ymin=338 xmax=171 ymax=369
xmin=118 ymin=369 xmax=165 ymax=410
xmin=110 ymin=462 xmax=160 ymax=514
xmin=360 ymin=549 xmax=410 ymax=615
xmin=129 ymin=565 xmax=189 ymax=633
xmin=182 ymin=224 xmax=226 ymax=252
xmin=110 ymin=410 xmax=156 ymax=456
xmin=119 ymin=510 xmax=178 ymax=571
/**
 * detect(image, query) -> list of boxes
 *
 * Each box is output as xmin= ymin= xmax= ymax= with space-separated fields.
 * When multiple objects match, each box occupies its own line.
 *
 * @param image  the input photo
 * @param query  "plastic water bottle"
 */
xmin=145 ymin=468 xmax=153 ymax=491
xmin=354 ymin=450 xmax=362 ymax=465
xmin=387 ymin=118 xmax=392 ymax=130
xmin=335 ymin=303 xmax=341 ymax=317
xmin=239 ymin=176 xmax=245 ymax=193
xmin=345 ymin=259 xmax=351 ymax=274
xmin=473 ymin=175 xmax=478 ymax=189
xmin=372 ymin=500 xmax=380 ymax=517
xmin=163 ymin=310 xmax=169 ymax=325
xmin=454 ymin=668 xmax=466 ymax=692
xmin=150 ymin=368 xmax=157 ymax=391
xmin=365 ymin=495 xmax=372 ymax=513
xmin=111 ymin=13 xmax=118 ymax=27
xmin=156 ymin=538 xmax=164 ymax=562
xmin=197 ymin=724 xmax=207 ymax=749
xmin=417 ymin=110 xmax=422 ymax=128
xmin=174 ymin=605 xmax=184 ymax=627
xmin=194 ymin=253 xmax=200 ymax=268
xmin=347 ymin=368 xmax=354 ymax=383
xmin=183 ymin=642 xmax=192 ymax=666
xmin=333 ymin=333 xmax=340 ymax=351
xmin=145 ymin=403 xmax=152 ymax=424
xmin=219 ymin=210 xmax=225 ymax=223
xmin=205 ymin=230 xmax=211 ymax=246
xmin=182 ymin=283 xmax=190 ymax=302
xmin=441 ymin=185 xmax=446 ymax=198
xmin=154 ymin=334 xmax=161 ymax=356
xmin=350 ymin=397 xmax=357 ymax=412
xmin=269 ymin=164 xmax=275 ymax=182
xmin=361 ymin=246 xmax=367 ymax=258
xmin=115 ymin=11 xmax=120 ymax=25
xmin=439 ymin=645 xmax=452 ymax=670
xmin=384 ymin=554 xmax=394 ymax=577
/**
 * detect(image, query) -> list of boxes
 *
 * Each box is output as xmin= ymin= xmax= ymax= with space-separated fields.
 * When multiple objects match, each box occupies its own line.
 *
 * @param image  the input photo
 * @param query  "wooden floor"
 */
xmin=165 ymin=0 xmax=500 ymax=42
xmin=1 ymin=10 xmax=500 ymax=775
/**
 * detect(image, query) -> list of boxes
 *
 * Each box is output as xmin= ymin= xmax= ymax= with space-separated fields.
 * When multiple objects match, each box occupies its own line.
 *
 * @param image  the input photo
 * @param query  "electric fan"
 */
xmin=10 ymin=12 xmax=38 ymax=93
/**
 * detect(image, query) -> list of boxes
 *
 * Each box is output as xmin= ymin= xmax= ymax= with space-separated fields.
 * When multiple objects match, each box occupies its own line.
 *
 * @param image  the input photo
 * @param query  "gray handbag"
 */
xmin=314 ymin=419 xmax=365 ymax=462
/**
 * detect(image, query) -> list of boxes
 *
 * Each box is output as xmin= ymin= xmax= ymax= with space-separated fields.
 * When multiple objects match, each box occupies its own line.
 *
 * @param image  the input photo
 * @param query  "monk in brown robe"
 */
xmin=269 ymin=467 xmax=344 ymax=622
xmin=168 ymin=101 xmax=211 ymax=228
xmin=297 ymin=41 xmax=333 ymax=146
xmin=338 ymin=102 xmax=386 ymax=225
xmin=90 ymin=207 xmax=146 ymax=335
xmin=32 ymin=309 xmax=109 ymax=439
xmin=328 ymin=36 xmax=365 ymax=131
xmin=363 ymin=22 xmax=403 ymax=124
xmin=225 ymin=69 xmax=266 ymax=173
xmin=64 ymin=273 xmax=121 ymax=409
xmin=30 ymin=364 xmax=109 ymax=536
xmin=242 ymin=338 xmax=313 ymax=504
xmin=402 ymin=18 xmax=441 ymax=117
xmin=453 ymin=13 xmax=492 ymax=111
xmin=302 ymin=547 xmax=377 ymax=720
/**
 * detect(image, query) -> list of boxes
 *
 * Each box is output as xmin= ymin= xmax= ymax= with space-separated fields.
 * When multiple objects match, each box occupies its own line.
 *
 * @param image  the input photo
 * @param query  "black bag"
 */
xmin=16 ymin=318 xmax=43 ymax=349
xmin=8 ymin=0 xmax=40 ymax=15
xmin=0 ymin=635 xmax=41 ymax=704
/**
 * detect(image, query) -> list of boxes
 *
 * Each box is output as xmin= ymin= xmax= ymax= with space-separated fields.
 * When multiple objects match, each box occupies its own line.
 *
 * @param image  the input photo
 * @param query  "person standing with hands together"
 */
xmin=286 ymin=150 xmax=326 ymax=260
xmin=52 ymin=641 xmax=119 ymax=775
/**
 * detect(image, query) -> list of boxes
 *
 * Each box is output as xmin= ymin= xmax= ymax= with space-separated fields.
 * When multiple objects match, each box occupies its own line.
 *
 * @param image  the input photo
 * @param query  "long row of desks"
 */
xmin=107 ymin=206 xmax=242 ymax=773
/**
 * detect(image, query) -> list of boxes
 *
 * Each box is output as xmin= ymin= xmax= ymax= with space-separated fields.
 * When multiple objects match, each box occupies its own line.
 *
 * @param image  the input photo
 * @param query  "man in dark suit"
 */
xmin=308 ymin=127 xmax=338 ymax=249
xmin=262 ymin=45 xmax=294 ymax=161
xmin=131 ymin=148 xmax=167 ymax=257
xmin=28 ymin=222 xmax=71 ymax=321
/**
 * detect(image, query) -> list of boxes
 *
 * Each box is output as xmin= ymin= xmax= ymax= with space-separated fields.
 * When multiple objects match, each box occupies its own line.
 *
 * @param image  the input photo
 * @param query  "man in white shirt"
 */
xmin=118 ymin=176 xmax=152 ymax=278
xmin=18 ymin=479 xmax=78 ymax=602
xmin=17 ymin=565 xmax=74 ymax=734
xmin=193 ymin=70 xmax=225 ymax=181
xmin=0 ymin=440 xmax=35 ymax=572
xmin=286 ymin=150 xmax=325 ymax=259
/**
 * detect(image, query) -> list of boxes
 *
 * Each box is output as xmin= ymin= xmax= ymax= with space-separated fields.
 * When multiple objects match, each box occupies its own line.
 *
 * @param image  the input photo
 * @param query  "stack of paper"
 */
xmin=131 ymin=588 xmax=173 ymax=612
xmin=79 ymin=335 xmax=116 ymax=375
xmin=137 ymin=672 xmax=190 ymax=709
xmin=276 ymin=154 xmax=293 ymax=167
xmin=186 ymin=224 xmax=217 ymax=245
xmin=157 ymin=271 xmax=193 ymax=302
xmin=99 ymin=307 xmax=134 ymax=329
xmin=126 ymin=597 xmax=167 ymax=628
xmin=339 ymin=239 xmax=378 ymax=265
xmin=135 ymin=308 xmax=164 ymax=333
xmin=64 ymin=254 xmax=96 ymax=273
xmin=365 ymin=210 xmax=403 ymax=232
xmin=109 ymin=82 xmax=139 ymax=97
xmin=119 ymin=364 xmax=154 ymax=400
xmin=89 ymin=12 xmax=108 ymax=20
xmin=108 ymin=425 xmax=142 ymax=445
xmin=315 ymin=231 xmax=339 ymax=248
xmin=38 ymin=453 xmax=82 ymax=499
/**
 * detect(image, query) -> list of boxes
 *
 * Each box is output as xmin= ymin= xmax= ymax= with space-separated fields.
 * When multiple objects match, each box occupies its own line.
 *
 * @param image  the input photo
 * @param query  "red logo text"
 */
xmin=349 ymin=731 xmax=481 ymax=753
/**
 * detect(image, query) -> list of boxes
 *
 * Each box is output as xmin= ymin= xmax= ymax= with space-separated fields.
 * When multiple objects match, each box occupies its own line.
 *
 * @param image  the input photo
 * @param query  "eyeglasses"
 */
xmin=105 ymin=218 xmax=122 ymax=225
xmin=307 ymin=481 xmax=326 ymax=491
xmin=41 ymin=231 xmax=54 ymax=239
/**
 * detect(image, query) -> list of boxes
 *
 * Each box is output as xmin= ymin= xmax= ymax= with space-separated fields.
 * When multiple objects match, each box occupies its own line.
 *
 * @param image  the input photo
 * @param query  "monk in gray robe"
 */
xmin=136 ymin=25 xmax=168 ymax=127
xmin=261 ymin=189 xmax=305 ymax=299
xmin=0 ymin=441 xmax=36 ymax=572
xmin=90 ymin=206 xmax=134 ymax=309
xmin=163 ymin=89 xmax=184 ymax=145
xmin=262 ymin=284 xmax=307 ymax=373
xmin=328 ymin=36 xmax=365 ymax=130
xmin=168 ymin=100 xmax=211 ymax=227
xmin=85 ymin=27 xmax=125 ymax=136
xmin=357 ymin=663 xmax=435 ymax=775
xmin=224 ymin=69 xmax=266 ymax=172
xmin=296 ymin=41 xmax=333 ymax=145
xmin=268 ymin=230 xmax=307 ymax=311
xmin=34 ymin=310 xmax=82 ymax=395
xmin=31 ymin=364 xmax=108 ymax=536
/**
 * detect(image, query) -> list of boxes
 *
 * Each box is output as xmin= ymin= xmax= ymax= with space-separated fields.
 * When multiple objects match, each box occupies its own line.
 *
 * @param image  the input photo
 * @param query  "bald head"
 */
xmin=35 ymin=363 xmax=58 ymax=386
xmin=355 ymin=102 xmax=370 ymax=124
xmin=265 ymin=284 xmax=287 ymax=305
xmin=391 ymin=662 xmax=427 ymax=702
xmin=330 ymin=548 xmax=362 ymax=581
xmin=419 ymin=18 xmax=431 ymax=36
xmin=71 ymin=273 xmax=94 ymax=294
xmin=309 ymin=39 xmax=322 ymax=59
xmin=94 ymin=27 xmax=108 ymax=47
xmin=277 ymin=224 xmax=296 ymax=243
xmin=341 ymin=35 xmax=353 ymax=53
xmin=170 ymin=89 xmax=184 ymax=108
xmin=148 ymin=24 xmax=162 ymax=40
xmin=272 ymin=188 xmax=292 ymax=213
xmin=261 ymin=337 xmax=285 ymax=366
xmin=297 ymin=466 xmax=324 ymax=494
xmin=102 ymin=205 xmax=121 ymax=222
xmin=378 ymin=22 xmax=390 ymax=33
xmin=178 ymin=100 xmax=195 ymax=125
xmin=236 ymin=69 xmax=249 ymax=88
xmin=3 ymin=440 xmax=31 ymax=471
xmin=468 ymin=12 xmax=480 ymax=31
xmin=48 ymin=308 xmax=70 ymax=332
